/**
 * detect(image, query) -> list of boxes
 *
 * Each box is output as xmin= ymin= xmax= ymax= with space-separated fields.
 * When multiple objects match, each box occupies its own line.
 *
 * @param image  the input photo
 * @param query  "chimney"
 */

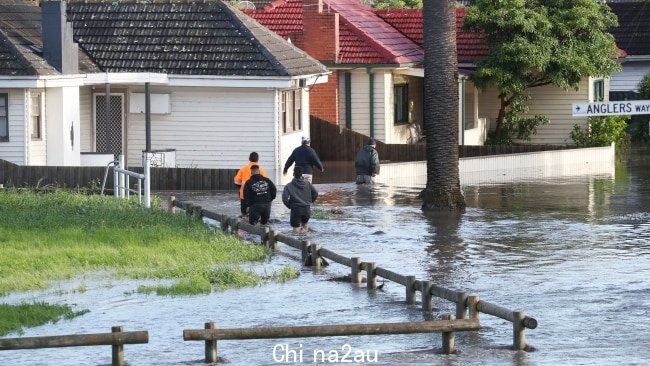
xmin=42 ymin=1 xmax=79 ymax=74
xmin=303 ymin=0 xmax=339 ymax=63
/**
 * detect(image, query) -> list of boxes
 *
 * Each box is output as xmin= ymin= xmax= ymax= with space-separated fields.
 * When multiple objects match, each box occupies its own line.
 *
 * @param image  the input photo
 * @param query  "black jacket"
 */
xmin=243 ymin=174 xmax=276 ymax=206
xmin=283 ymin=145 xmax=324 ymax=175
xmin=282 ymin=177 xmax=318 ymax=209
xmin=355 ymin=145 xmax=380 ymax=176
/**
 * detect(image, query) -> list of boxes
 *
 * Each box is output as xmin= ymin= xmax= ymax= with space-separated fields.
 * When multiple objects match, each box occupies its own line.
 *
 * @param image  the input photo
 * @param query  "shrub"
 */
xmin=571 ymin=115 xmax=631 ymax=149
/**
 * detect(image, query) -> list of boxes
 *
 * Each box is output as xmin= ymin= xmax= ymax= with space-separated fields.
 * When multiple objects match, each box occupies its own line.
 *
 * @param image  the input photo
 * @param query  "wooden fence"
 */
xmin=310 ymin=116 xmax=571 ymax=161
xmin=0 ymin=159 xmax=237 ymax=191
xmin=171 ymin=198 xmax=538 ymax=358
xmin=0 ymin=326 xmax=147 ymax=366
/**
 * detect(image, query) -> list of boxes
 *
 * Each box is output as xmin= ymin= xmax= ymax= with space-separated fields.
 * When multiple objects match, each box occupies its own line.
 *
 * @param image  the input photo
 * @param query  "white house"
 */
xmin=0 ymin=0 xmax=328 ymax=185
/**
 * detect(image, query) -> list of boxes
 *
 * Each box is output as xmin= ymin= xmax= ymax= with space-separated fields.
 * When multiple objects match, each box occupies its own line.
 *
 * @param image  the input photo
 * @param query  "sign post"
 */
xmin=572 ymin=100 xmax=650 ymax=117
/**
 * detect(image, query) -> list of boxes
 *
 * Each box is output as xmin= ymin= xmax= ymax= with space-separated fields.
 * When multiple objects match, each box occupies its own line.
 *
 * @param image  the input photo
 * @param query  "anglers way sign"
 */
xmin=572 ymin=100 xmax=650 ymax=117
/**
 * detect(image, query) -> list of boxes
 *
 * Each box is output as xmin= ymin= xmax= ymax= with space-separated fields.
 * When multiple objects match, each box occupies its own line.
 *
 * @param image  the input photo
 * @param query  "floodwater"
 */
xmin=2 ymin=147 xmax=650 ymax=366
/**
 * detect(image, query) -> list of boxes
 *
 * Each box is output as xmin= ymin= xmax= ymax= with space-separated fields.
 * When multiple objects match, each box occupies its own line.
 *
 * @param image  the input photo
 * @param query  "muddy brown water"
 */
xmin=1 ymin=148 xmax=649 ymax=365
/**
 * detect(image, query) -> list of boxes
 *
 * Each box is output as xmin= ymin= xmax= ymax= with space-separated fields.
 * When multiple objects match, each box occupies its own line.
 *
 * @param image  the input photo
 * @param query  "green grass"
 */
xmin=0 ymin=190 xmax=271 ymax=295
xmin=0 ymin=302 xmax=89 ymax=336
xmin=310 ymin=208 xmax=344 ymax=220
xmin=136 ymin=265 xmax=301 ymax=296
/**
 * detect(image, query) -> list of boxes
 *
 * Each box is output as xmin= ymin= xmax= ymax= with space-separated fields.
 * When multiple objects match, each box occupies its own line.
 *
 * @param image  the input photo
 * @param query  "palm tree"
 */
xmin=420 ymin=0 xmax=465 ymax=211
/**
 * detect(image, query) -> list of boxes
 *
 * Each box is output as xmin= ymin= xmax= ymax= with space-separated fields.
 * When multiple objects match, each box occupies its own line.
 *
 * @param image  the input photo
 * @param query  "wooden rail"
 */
xmin=185 ymin=319 xmax=477 ymax=363
xmin=0 ymin=326 xmax=148 ymax=366
xmin=169 ymin=198 xmax=538 ymax=351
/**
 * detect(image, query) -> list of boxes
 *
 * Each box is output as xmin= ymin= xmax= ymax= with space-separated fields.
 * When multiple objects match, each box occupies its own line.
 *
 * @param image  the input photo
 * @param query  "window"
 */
xmin=394 ymin=84 xmax=408 ymax=125
xmin=593 ymin=79 xmax=605 ymax=102
xmin=282 ymin=89 xmax=302 ymax=134
xmin=0 ymin=93 xmax=8 ymax=141
xmin=30 ymin=92 xmax=42 ymax=140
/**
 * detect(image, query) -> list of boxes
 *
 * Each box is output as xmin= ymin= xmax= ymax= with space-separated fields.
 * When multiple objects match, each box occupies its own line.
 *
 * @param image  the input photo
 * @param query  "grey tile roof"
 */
xmin=609 ymin=2 xmax=650 ymax=56
xmin=66 ymin=0 xmax=327 ymax=77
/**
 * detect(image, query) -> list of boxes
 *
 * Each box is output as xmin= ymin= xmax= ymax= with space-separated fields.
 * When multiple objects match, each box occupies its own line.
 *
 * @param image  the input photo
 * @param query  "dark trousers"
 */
xmin=289 ymin=206 xmax=311 ymax=227
xmin=249 ymin=203 xmax=272 ymax=225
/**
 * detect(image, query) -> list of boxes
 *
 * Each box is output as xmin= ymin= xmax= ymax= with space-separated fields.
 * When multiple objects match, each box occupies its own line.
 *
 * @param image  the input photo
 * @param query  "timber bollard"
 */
xmin=168 ymin=196 xmax=176 ymax=213
xmin=301 ymin=240 xmax=311 ymax=264
xmin=350 ymin=257 xmax=362 ymax=285
xmin=311 ymin=243 xmax=321 ymax=269
xmin=268 ymin=229 xmax=278 ymax=250
xmin=441 ymin=314 xmax=455 ymax=354
xmin=456 ymin=292 xmax=468 ymax=319
xmin=220 ymin=217 xmax=228 ymax=233
xmin=421 ymin=281 xmax=433 ymax=311
xmin=261 ymin=227 xmax=270 ymax=247
xmin=111 ymin=326 xmax=124 ymax=366
xmin=205 ymin=322 xmax=217 ymax=363
xmin=193 ymin=205 xmax=203 ymax=221
xmin=405 ymin=276 xmax=416 ymax=305
xmin=366 ymin=262 xmax=377 ymax=290
xmin=513 ymin=311 xmax=526 ymax=350
xmin=467 ymin=295 xmax=480 ymax=321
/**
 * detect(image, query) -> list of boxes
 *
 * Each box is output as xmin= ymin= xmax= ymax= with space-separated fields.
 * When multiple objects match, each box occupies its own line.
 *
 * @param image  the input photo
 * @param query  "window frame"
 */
xmin=394 ymin=83 xmax=409 ymax=125
xmin=282 ymin=89 xmax=302 ymax=135
xmin=593 ymin=79 xmax=605 ymax=102
xmin=0 ymin=93 xmax=8 ymax=142
xmin=30 ymin=92 xmax=43 ymax=140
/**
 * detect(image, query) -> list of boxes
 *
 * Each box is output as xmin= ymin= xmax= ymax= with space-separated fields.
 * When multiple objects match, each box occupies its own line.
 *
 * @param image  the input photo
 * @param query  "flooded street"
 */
xmin=2 ymin=147 xmax=650 ymax=365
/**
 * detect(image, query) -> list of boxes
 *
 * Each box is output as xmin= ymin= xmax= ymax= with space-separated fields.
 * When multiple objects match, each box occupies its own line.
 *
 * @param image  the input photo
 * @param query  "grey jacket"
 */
xmin=282 ymin=177 xmax=318 ymax=209
xmin=355 ymin=145 xmax=380 ymax=176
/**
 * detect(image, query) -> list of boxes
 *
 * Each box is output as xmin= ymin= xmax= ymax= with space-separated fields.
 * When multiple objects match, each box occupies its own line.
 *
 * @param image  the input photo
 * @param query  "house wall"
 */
xmin=45 ymin=86 xmax=81 ymax=166
xmin=344 ymin=69 xmax=387 ymax=142
xmin=0 ymin=89 xmax=26 ymax=165
xmin=79 ymin=86 xmax=93 ymax=152
xmin=386 ymin=73 xmax=423 ymax=144
xmin=477 ymin=79 xmax=591 ymax=145
xmin=125 ymin=86 xmax=278 ymax=176
xmin=27 ymin=89 xmax=47 ymax=165
xmin=309 ymin=72 xmax=339 ymax=124
xmin=610 ymin=61 xmax=650 ymax=92
xmin=279 ymin=87 xmax=311 ymax=185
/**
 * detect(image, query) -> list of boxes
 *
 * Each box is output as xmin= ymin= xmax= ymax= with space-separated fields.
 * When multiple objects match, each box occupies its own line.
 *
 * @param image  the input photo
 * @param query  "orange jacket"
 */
xmin=234 ymin=162 xmax=269 ymax=199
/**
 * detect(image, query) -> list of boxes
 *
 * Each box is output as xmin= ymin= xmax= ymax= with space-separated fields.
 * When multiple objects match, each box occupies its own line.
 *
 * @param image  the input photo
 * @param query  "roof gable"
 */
xmin=608 ymin=2 xmax=650 ymax=56
xmin=66 ymin=0 xmax=326 ymax=77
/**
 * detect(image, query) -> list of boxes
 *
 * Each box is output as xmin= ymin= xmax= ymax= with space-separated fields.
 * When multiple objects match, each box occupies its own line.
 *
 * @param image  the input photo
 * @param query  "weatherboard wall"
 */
xmin=0 ymin=88 xmax=25 ymax=165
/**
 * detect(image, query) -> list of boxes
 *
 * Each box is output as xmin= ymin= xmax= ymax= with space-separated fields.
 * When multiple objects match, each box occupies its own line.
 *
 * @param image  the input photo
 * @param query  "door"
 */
xmin=93 ymin=93 xmax=125 ymax=156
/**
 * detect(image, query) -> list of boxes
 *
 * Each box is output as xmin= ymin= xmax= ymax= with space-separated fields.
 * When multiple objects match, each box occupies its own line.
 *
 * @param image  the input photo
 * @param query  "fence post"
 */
xmin=311 ymin=243 xmax=321 ymax=269
xmin=205 ymin=322 xmax=217 ymax=363
xmin=366 ymin=262 xmax=377 ymax=290
xmin=118 ymin=155 xmax=125 ymax=197
xmin=513 ymin=310 xmax=526 ymax=350
xmin=421 ymin=281 xmax=432 ymax=311
xmin=441 ymin=314 xmax=455 ymax=354
xmin=301 ymin=240 xmax=311 ymax=264
xmin=193 ymin=205 xmax=203 ymax=221
xmin=144 ymin=159 xmax=151 ymax=208
xmin=456 ymin=291 xmax=468 ymax=319
xmin=405 ymin=276 xmax=416 ymax=305
xmin=220 ymin=217 xmax=228 ymax=233
xmin=111 ymin=326 xmax=124 ymax=366
xmin=168 ymin=196 xmax=176 ymax=214
xmin=261 ymin=227 xmax=270 ymax=247
xmin=268 ymin=229 xmax=278 ymax=250
xmin=467 ymin=295 xmax=480 ymax=322
xmin=350 ymin=257 xmax=362 ymax=285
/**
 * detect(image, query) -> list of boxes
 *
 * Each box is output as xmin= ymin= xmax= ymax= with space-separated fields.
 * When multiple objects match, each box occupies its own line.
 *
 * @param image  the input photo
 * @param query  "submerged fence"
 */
xmin=170 ymin=198 xmax=538 ymax=360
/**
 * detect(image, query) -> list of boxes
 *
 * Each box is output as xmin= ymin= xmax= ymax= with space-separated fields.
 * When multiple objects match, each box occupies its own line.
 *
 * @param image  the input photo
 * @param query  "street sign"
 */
xmin=572 ymin=100 xmax=650 ymax=117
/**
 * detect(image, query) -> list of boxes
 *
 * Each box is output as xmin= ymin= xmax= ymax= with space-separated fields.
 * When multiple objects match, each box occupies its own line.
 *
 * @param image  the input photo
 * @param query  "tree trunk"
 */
xmin=421 ymin=0 xmax=465 ymax=211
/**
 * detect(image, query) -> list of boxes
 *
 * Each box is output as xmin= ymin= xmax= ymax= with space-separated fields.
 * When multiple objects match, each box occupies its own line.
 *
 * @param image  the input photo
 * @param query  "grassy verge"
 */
xmin=0 ymin=302 xmax=89 ymax=336
xmin=0 ymin=190 xmax=270 ymax=295
xmin=136 ymin=265 xmax=301 ymax=296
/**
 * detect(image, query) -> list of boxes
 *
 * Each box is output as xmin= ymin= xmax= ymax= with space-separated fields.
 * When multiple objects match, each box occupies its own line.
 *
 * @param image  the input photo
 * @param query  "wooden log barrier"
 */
xmin=311 ymin=243 xmax=321 ymax=269
xmin=319 ymin=247 xmax=351 ymax=267
xmin=405 ymin=276 xmax=416 ymax=305
xmin=168 ymin=196 xmax=176 ymax=213
xmin=275 ymin=233 xmax=303 ymax=250
xmin=301 ymin=240 xmax=310 ymax=264
xmin=205 ymin=322 xmax=217 ymax=363
xmin=421 ymin=281 xmax=433 ymax=311
xmin=183 ymin=318 xmax=479 ymax=341
xmin=0 ymin=327 xmax=148 ymax=366
xmin=375 ymin=266 xmax=407 ymax=286
xmin=366 ymin=262 xmax=377 ymax=290
xmin=268 ymin=229 xmax=278 ymax=250
xmin=456 ymin=292 xmax=468 ymax=320
xmin=201 ymin=209 xmax=228 ymax=225
xmin=441 ymin=314 xmax=455 ymax=354
xmin=261 ymin=227 xmax=270 ymax=247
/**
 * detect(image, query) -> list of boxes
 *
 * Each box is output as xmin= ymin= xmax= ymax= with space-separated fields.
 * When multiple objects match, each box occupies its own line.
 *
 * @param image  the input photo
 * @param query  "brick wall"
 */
xmin=309 ymin=71 xmax=339 ymax=125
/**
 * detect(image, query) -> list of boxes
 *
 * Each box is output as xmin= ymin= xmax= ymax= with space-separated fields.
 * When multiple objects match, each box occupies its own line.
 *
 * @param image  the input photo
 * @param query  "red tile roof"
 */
xmin=375 ymin=7 xmax=488 ymax=64
xmin=247 ymin=0 xmax=422 ymax=65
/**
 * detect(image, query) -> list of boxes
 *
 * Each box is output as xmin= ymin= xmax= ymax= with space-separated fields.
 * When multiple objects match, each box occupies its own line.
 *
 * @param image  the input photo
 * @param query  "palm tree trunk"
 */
xmin=421 ymin=0 xmax=465 ymax=211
